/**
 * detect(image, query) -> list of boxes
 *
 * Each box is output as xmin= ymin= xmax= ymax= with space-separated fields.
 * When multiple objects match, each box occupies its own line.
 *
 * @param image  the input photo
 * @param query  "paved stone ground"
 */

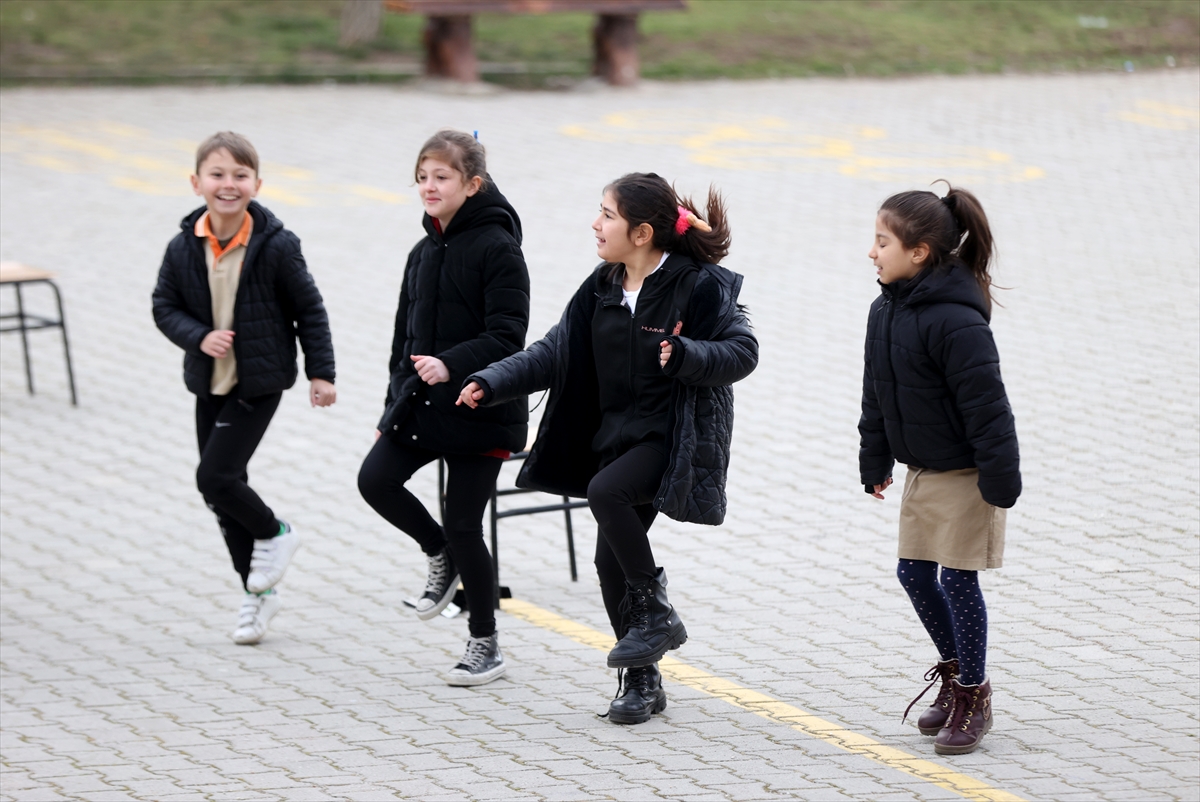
xmin=1 ymin=70 xmax=1197 ymax=801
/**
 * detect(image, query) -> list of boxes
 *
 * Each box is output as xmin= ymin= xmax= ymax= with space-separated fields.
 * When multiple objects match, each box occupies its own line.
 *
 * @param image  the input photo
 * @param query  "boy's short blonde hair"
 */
xmin=195 ymin=131 xmax=259 ymax=175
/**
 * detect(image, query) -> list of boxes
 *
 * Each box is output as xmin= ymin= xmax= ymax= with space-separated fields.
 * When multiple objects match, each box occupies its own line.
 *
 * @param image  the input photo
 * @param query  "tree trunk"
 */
xmin=339 ymin=0 xmax=383 ymax=47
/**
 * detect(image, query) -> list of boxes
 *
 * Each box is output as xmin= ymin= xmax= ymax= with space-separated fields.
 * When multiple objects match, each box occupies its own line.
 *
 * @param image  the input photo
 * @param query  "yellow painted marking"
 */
xmin=502 ymin=597 xmax=1025 ymax=802
xmin=1 ymin=123 xmax=407 ymax=207
xmin=560 ymin=110 xmax=1043 ymax=184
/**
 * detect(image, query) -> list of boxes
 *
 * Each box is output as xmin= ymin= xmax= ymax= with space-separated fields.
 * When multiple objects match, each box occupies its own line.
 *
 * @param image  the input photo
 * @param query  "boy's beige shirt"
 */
xmin=195 ymin=211 xmax=253 ymax=396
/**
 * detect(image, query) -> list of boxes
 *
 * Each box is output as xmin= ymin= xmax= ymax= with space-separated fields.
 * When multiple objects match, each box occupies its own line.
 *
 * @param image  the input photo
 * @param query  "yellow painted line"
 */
xmin=502 ymin=597 xmax=1025 ymax=802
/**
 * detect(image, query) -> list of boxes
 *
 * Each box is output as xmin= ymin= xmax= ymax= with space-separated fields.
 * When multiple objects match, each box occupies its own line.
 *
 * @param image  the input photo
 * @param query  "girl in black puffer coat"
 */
xmin=357 ymin=131 xmax=529 ymax=687
xmin=859 ymin=184 xmax=1020 ymax=757
xmin=460 ymin=173 xmax=758 ymax=724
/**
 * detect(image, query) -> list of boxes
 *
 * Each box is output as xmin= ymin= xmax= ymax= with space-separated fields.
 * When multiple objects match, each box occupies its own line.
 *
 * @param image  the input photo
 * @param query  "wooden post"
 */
xmin=593 ymin=12 xmax=639 ymax=86
xmin=423 ymin=15 xmax=478 ymax=82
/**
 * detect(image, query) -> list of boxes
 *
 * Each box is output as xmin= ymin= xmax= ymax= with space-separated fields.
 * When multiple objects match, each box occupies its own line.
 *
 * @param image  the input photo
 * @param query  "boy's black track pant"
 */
xmin=195 ymin=387 xmax=283 ymax=589
xmin=358 ymin=434 xmax=503 ymax=639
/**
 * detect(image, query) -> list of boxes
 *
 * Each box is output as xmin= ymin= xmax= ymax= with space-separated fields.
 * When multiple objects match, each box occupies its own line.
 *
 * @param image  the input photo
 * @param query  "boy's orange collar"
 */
xmin=195 ymin=210 xmax=253 ymax=262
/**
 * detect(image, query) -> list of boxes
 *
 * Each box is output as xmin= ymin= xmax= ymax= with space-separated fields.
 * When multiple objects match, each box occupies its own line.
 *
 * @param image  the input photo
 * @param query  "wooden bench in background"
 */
xmin=384 ymin=0 xmax=686 ymax=86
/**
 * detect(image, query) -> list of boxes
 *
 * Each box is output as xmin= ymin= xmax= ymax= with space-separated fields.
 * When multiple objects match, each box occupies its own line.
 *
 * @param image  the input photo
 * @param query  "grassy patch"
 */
xmin=0 ymin=0 xmax=1195 ymax=84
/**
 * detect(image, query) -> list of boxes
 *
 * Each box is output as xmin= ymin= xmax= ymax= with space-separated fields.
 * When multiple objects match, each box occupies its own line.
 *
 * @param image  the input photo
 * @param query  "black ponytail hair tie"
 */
xmin=942 ymin=193 xmax=958 ymax=212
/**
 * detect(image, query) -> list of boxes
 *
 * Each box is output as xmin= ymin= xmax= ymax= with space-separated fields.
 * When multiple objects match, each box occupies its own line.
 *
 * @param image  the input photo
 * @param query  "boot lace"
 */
xmin=944 ymin=683 xmax=980 ymax=733
xmin=610 ymin=665 xmax=651 ymax=699
xmin=618 ymin=586 xmax=651 ymax=633
xmin=902 ymin=661 xmax=957 ymax=723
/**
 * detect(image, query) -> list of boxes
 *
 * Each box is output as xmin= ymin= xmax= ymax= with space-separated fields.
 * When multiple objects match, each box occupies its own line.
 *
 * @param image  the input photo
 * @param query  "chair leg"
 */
xmin=491 ymin=484 xmax=501 ymax=609
xmin=14 ymin=283 xmax=34 ymax=395
xmin=437 ymin=457 xmax=447 ymax=524
xmin=562 ymin=497 xmax=578 ymax=582
xmin=49 ymin=281 xmax=77 ymax=406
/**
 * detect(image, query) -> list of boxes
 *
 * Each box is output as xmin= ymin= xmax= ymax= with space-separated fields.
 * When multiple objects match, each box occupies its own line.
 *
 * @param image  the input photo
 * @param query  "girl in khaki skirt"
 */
xmin=858 ymin=184 xmax=1021 ymax=755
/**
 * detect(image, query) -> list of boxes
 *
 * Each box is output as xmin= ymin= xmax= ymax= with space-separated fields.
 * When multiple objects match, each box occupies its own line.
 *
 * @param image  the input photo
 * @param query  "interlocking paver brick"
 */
xmin=3 ymin=70 xmax=1198 ymax=801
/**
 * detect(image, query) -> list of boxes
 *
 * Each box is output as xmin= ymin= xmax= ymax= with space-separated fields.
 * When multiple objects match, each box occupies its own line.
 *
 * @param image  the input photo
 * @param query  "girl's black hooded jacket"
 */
xmin=152 ymin=201 xmax=335 ymax=398
xmin=378 ymin=181 xmax=530 ymax=455
xmin=467 ymin=256 xmax=758 ymax=525
xmin=859 ymin=260 xmax=1021 ymax=508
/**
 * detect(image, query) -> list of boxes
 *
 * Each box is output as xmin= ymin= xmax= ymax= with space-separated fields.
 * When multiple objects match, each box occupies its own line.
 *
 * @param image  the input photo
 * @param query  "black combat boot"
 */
xmin=607 ymin=663 xmax=668 ymax=724
xmin=607 ymin=568 xmax=687 ymax=668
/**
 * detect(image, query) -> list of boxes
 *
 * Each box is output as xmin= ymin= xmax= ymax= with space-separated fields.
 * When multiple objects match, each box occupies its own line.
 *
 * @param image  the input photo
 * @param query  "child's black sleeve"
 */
xmin=152 ymin=242 xmax=209 ymax=356
xmin=859 ymin=330 xmax=895 ymax=488
xmin=934 ymin=320 xmax=1021 ymax=508
xmin=435 ymin=238 xmax=530 ymax=387
xmin=384 ymin=251 xmax=416 ymax=408
xmin=278 ymin=238 xmax=336 ymax=383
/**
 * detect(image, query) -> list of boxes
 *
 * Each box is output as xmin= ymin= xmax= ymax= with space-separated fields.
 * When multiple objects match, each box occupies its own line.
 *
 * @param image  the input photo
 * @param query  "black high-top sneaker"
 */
xmin=445 ymin=633 xmax=506 ymax=686
xmin=607 ymin=663 xmax=668 ymax=724
xmin=607 ymin=568 xmax=687 ymax=668
xmin=415 ymin=546 xmax=459 ymax=620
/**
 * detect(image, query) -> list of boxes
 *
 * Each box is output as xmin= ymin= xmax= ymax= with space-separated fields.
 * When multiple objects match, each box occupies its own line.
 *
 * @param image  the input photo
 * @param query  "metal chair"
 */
xmin=0 ymin=262 xmax=77 ymax=405
xmin=438 ymin=437 xmax=588 ymax=608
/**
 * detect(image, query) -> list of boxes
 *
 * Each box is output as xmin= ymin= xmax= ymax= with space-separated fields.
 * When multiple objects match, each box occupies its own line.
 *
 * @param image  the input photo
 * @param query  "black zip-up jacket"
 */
xmin=859 ymin=260 xmax=1021 ymax=508
xmin=151 ymin=201 xmax=335 ymax=398
xmin=591 ymin=259 xmax=696 ymax=457
xmin=378 ymin=181 xmax=530 ymax=454
xmin=467 ymin=255 xmax=758 ymax=525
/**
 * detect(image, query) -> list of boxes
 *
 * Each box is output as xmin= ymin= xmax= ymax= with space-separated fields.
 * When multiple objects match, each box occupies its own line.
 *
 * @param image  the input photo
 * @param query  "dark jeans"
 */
xmin=587 ymin=444 xmax=669 ymax=639
xmin=195 ymin=387 xmax=283 ymax=589
xmin=358 ymin=434 xmax=503 ymax=638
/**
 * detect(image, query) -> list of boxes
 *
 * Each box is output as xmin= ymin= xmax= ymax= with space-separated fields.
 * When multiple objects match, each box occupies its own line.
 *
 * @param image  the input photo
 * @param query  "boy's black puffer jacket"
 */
xmin=467 ymin=258 xmax=757 ymax=525
xmin=859 ymin=260 xmax=1021 ymax=508
xmin=378 ymin=181 xmax=530 ymax=455
xmin=151 ymin=201 xmax=335 ymax=397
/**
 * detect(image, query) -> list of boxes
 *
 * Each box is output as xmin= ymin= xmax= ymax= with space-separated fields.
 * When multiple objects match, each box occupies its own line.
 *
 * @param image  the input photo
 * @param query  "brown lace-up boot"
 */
xmin=934 ymin=677 xmax=993 ymax=755
xmin=902 ymin=659 xmax=960 ymax=735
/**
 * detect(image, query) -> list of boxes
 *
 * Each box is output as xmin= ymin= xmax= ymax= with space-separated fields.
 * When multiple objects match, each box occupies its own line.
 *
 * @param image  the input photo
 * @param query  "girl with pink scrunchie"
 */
xmin=459 ymin=173 xmax=758 ymax=724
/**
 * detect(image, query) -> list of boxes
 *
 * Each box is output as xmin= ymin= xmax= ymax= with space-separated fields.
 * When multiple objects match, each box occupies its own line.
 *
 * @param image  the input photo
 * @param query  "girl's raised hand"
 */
xmin=659 ymin=340 xmax=673 ymax=369
xmin=410 ymin=354 xmax=450 ymax=385
xmin=870 ymin=477 xmax=894 ymax=500
xmin=457 ymin=381 xmax=485 ymax=409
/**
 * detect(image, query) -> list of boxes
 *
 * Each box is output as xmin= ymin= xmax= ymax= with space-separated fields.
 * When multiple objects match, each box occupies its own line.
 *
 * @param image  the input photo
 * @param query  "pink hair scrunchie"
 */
xmin=675 ymin=205 xmax=712 ymax=235
xmin=675 ymin=206 xmax=693 ymax=235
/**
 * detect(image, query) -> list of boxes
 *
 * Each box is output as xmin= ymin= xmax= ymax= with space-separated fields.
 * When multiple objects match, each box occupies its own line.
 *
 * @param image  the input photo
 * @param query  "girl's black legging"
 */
xmin=587 ymin=444 xmax=669 ymax=639
xmin=897 ymin=559 xmax=988 ymax=685
xmin=358 ymin=434 xmax=502 ymax=638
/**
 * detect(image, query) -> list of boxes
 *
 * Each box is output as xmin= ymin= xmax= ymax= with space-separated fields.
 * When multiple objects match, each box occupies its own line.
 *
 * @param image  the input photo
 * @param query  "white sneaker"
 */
xmin=246 ymin=521 xmax=300 ymax=593
xmin=445 ymin=633 xmax=506 ymax=686
xmin=231 ymin=591 xmax=282 ymax=645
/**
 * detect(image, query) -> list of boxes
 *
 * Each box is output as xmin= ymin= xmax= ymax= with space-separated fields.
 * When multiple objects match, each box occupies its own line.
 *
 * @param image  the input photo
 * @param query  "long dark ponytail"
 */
xmin=605 ymin=172 xmax=731 ymax=265
xmin=879 ymin=182 xmax=997 ymax=312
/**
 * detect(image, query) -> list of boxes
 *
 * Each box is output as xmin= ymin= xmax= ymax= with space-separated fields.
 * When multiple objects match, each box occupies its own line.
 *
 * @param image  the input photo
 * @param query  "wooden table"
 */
xmin=385 ymin=0 xmax=686 ymax=86
xmin=0 ymin=262 xmax=78 ymax=405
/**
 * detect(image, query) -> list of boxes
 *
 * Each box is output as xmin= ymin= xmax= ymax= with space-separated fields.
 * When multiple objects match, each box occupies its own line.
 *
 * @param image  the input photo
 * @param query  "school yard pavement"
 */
xmin=1 ymin=70 xmax=1197 ymax=802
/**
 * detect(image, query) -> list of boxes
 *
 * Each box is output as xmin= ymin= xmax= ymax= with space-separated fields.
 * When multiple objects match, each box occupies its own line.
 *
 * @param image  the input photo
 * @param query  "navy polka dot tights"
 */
xmin=896 ymin=560 xmax=988 ymax=686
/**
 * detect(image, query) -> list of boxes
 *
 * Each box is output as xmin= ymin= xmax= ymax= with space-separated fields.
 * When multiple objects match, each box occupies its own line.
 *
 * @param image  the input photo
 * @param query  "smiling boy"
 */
xmin=152 ymin=132 xmax=336 ymax=644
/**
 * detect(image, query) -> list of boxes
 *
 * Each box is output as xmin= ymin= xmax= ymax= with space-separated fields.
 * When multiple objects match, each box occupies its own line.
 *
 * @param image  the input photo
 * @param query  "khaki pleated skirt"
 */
xmin=898 ymin=466 xmax=1006 ymax=570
